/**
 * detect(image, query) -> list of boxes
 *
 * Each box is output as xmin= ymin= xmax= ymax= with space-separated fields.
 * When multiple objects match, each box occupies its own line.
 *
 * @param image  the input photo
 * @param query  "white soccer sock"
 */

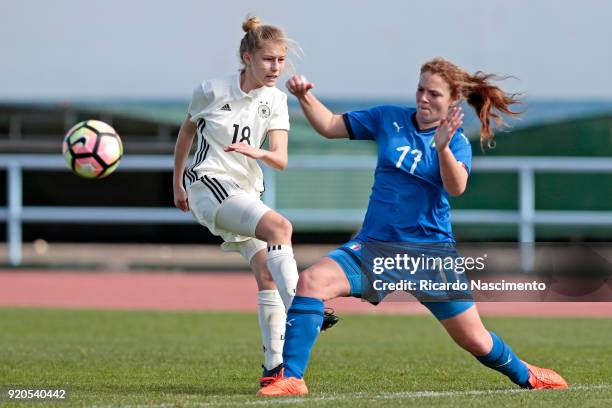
xmin=266 ymin=245 xmax=298 ymax=310
xmin=257 ymin=290 xmax=286 ymax=370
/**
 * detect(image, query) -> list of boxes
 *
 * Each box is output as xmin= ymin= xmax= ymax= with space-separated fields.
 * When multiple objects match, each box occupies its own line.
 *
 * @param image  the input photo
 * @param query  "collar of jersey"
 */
xmin=410 ymin=112 xmax=437 ymax=135
xmin=231 ymin=72 xmax=267 ymax=99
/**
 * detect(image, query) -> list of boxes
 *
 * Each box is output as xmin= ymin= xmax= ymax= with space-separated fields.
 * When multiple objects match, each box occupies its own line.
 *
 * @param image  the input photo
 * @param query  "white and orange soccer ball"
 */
xmin=62 ymin=120 xmax=123 ymax=179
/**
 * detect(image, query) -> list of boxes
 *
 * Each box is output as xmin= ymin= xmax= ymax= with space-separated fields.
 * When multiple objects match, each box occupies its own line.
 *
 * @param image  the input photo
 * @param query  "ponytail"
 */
xmin=465 ymin=72 xmax=521 ymax=148
xmin=420 ymin=58 xmax=522 ymax=149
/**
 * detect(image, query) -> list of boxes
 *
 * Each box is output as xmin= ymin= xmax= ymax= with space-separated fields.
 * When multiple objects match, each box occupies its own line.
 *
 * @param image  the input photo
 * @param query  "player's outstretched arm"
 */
xmin=286 ymin=75 xmax=348 ymax=139
xmin=173 ymin=115 xmax=197 ymax=211
xmin=224 ymin=129 xmax=288 ymax=171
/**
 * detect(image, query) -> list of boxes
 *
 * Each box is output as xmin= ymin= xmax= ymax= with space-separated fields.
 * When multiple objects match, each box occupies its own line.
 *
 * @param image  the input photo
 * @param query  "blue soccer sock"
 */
xmin=282 ymin=295 xmax=324 ymax=379
xmin=475 ymin=332 xmax=530 ymax=387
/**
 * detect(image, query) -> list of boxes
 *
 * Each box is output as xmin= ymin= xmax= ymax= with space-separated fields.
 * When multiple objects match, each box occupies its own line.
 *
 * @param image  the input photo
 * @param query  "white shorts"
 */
xmin=187 ymin=175 xmax=270 ymax=260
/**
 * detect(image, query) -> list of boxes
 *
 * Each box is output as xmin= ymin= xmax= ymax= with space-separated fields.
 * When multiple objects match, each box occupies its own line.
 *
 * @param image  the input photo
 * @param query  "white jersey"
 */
xmin=184 ymin=73 xmax=290 ymax=193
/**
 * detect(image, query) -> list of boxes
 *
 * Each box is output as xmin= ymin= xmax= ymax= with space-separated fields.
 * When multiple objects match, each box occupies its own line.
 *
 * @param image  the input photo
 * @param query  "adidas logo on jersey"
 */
xmin=220 ymin=104 xmax=231 ymax=111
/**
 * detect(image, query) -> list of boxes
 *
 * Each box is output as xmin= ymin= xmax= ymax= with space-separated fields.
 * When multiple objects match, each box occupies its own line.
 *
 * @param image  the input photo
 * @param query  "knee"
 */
xmin=296 ymin=267 xmax=325 ymax=299
xmin=259 ymin=213 xmax=293 ymax=243
xmin=273 ymin=216 xmax=292 ymax=241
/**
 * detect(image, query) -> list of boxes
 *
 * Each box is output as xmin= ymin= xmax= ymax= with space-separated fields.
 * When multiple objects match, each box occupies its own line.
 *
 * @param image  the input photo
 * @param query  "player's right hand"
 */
xmin=286 ymin=74 xmax=314 ymax=98
xmin=434 ymin=106 xmax=464 ymax=152
xmin=173 ymin=185 xmax=189 ymax=212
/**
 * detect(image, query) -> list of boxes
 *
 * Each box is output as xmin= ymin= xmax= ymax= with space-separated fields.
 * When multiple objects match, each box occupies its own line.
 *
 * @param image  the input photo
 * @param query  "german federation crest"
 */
xmin=258 ymin=102 xmax=271 ymax=119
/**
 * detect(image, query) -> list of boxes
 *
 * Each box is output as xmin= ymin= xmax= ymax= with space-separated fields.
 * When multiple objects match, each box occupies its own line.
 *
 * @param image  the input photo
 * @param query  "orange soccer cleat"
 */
xmin=524 ymin=362 xmax=569 ymax=389
xmin=259 ymin=364 xmax=284 ymax=388
xmin=257 ymin=376 xmax=309 ymax=396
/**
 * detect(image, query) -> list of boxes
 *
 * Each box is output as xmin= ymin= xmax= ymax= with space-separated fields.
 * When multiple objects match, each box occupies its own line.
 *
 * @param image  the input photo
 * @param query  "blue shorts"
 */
xmin=327 ymin=240 xmax=475 ymax=321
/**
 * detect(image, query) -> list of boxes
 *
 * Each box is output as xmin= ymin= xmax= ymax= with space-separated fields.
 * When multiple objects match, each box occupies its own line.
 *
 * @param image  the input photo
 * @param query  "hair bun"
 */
xmin=242 ymin=15 xmax=261 ymax=32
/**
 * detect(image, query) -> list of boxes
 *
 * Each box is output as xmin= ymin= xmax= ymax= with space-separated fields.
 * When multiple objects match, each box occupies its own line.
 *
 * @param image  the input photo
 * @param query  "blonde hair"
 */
xmin=239 ymin=15 xmax=289 ymax=68
xmin=420 ymin=57 xmax=522 ymax=149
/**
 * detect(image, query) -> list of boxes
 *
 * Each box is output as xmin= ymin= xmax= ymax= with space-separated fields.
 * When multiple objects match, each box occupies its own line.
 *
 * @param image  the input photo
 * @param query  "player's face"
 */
xmin=415 ymin=72 xmax=455 ymax=127
xmin=244 ymin=42 xmax=286 ymax=88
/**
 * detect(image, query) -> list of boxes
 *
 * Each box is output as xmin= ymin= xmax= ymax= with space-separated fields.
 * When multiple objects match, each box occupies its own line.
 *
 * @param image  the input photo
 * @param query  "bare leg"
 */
xmin=438 ymin=305 xmax=493 ymax=356
xmin=255 ymin=210 xmax=292 ymax=245
xmin=250 ymin=249 xmax=276 ymax=291
xmin=296 ymin=257 xmax=351 ymax=301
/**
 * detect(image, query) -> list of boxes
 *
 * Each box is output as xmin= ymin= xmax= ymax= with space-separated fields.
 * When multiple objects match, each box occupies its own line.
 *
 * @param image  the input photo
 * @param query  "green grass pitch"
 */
xmin=1 ymin=308 xmax=611 ymax=407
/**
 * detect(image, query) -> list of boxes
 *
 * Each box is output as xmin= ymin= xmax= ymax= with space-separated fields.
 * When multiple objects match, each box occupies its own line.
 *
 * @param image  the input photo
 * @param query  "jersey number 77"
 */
xmin=396 ymin=145 xmax=423 ymax=174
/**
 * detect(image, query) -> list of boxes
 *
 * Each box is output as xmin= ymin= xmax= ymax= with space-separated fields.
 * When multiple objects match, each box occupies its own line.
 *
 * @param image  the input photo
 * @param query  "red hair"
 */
xmin=420 ymin=58 xmax=522 ymax=149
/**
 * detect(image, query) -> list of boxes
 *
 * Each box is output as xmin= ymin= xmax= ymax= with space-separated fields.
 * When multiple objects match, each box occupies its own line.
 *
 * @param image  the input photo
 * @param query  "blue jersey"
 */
xmin=343 ymin=105 xmax=472 ymax=243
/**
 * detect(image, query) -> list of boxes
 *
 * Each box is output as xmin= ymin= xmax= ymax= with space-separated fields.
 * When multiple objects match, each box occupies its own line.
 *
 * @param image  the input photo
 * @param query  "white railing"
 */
xmin=1 ymin=154 xmax=612 ymax=268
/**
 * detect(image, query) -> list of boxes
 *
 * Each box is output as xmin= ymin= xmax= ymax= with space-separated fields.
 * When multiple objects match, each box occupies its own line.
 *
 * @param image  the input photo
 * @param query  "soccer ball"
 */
xmin=62 ymin=120 xmax=123 ymax=179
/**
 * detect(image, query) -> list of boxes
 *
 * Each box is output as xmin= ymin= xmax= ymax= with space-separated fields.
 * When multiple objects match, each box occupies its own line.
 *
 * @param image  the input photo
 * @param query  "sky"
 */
xmin=2 ymin=0 xmax=611 ymax=101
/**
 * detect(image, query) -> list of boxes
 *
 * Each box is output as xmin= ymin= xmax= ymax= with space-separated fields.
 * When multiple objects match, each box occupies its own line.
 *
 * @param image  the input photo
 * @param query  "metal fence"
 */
xmin=1 ymin=154 xmax=612 ymax=268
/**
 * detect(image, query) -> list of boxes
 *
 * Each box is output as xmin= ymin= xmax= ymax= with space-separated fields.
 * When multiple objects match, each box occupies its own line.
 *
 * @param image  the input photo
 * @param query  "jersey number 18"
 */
xmin=232 ymin=124 xmax=251 ymax=145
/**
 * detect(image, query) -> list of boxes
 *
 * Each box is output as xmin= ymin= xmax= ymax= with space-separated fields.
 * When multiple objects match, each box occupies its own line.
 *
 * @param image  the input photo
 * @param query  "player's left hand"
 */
xmin=224 ymin=143 xmax=266 ymax=160
xmin=435 ymin=106 xmax=464 ymax=151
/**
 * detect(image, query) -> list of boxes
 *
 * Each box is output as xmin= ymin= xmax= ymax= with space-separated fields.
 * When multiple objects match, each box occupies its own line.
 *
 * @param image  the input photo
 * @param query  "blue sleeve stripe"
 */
xmin=342 ymin=113 xmax=356 ymax=140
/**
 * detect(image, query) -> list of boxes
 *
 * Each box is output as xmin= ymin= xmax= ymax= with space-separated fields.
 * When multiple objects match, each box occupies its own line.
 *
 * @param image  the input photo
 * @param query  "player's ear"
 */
xmin=243 ymin=52 xmax=252 ymax=66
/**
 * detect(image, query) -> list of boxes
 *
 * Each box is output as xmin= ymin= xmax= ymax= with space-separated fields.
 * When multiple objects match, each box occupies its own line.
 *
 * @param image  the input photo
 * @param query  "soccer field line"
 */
xmin=87 ymin=384 xmax=612 ymax=408
xmin=232 ymin=384 xmax=612 ymax=406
